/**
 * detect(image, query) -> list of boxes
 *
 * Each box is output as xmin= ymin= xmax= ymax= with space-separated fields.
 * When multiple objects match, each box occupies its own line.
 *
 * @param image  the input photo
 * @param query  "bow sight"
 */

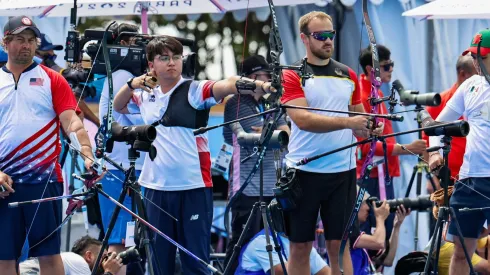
xmin=64 ymin=29 xmax=198 ymax=79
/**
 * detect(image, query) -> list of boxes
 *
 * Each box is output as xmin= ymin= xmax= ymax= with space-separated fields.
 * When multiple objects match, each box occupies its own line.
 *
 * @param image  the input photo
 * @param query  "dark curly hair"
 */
xmin=71 ymin=235 xmax=102 ymax=255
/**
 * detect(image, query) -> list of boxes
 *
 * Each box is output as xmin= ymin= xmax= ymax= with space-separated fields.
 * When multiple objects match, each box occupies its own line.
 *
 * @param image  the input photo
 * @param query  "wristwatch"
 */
xmin=127 ymin=77 xmax=135 ymax=90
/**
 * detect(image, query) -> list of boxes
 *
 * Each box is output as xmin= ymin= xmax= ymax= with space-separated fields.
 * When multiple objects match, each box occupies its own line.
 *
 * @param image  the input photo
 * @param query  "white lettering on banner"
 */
xmin=72 ymin=1 xmax=193 ymax=11
xmin=101 ymin=3 xmax=114 ymax=8
xmin=77 ymin=2 xmax=128 ymax=9
xmin=155 ymin=1 xmax=192 ymax=7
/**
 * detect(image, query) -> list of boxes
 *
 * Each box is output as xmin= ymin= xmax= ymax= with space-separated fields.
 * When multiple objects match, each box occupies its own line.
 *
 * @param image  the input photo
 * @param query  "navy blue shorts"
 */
xmin=98 ymin=169 xmax=141 ymax=245
xmin=0 ymin=182 xmax=63 ymax=260
xmin=144 ymin=187 xmax=213 ymax=275
xmin=448 ymin=177 xmax=490 ymax=238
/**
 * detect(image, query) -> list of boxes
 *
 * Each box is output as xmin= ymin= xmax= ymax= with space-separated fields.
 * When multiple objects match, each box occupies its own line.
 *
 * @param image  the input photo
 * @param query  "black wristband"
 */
xmin=235 ymin=78 xmax=256 ymax=94
xmin=103 ymin=272 xmax=113 ymax=275
xmin=127 ymin=77 xmax=135 ymax=90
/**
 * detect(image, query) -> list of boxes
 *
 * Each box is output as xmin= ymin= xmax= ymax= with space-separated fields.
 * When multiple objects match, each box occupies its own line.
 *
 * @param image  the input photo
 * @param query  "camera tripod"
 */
xmin=223 ymin=145 xmax=288 ymax=275
xmin=91 ymin=144 xmax=161 ymax=275
xmin=423 ymin=136 xmax=475 ymax=275
xmin=404 ymin=106 xmax=437 ymax=250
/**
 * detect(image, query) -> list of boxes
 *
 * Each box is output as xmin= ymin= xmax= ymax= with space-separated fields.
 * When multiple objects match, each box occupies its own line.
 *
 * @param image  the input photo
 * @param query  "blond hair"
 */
xmin=298 ymin=11 xmax=333 ymax=34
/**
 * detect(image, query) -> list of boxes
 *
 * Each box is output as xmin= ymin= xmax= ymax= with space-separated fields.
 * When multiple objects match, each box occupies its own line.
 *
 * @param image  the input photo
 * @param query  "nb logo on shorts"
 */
xmin=190 ymin=214 xmax=199 ymax=221
xmin=149 ymin=95 xmax=156 ymax=102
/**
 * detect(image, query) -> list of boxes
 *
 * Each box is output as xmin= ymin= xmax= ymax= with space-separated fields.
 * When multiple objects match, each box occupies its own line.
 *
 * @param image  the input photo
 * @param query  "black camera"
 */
xmin=103 ymin=246 xmax=141 ymax=266
xmin=61 ymin=68 xmax=96 ymax=99
xmin=80 ymin=29 xmax=197 ymax=77
xmin=418 ymin=110 xmax=470 ymax=137
xmin=110 ymin=122 xmax=157 ymax=144
xmin=230 ymin=122 xmax=289 ymax=149
xmin=272 ymin=168 xmax=302 ymax=211
xmin=392 ymin=80 xmax=441 ymax=107
xmin=366 ymin=195 xmax=433 ymax=213
xmin=96 ymin=121 xmax=157 ymax=160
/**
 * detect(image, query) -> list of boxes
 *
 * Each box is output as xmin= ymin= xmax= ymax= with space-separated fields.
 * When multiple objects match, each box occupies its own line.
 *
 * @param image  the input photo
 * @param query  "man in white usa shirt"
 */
xmin=113 ymin=36 xmax=276 ymax=275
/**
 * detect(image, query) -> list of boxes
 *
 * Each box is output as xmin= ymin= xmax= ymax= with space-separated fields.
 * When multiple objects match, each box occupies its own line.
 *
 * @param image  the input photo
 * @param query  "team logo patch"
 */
xmin=334 ymin=68 xmax=344 ymax=76
xmin=21 ymin=17 xmax=32 ymax=26
xmin=29 ymin=78 xmax=44 ymax=86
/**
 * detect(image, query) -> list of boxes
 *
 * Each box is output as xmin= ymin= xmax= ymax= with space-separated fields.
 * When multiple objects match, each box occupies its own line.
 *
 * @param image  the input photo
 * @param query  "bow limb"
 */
xmin=339 ymin=0 xmax=382 ymax=272
xmin=94 ymin=22 xmax=117 ymax=171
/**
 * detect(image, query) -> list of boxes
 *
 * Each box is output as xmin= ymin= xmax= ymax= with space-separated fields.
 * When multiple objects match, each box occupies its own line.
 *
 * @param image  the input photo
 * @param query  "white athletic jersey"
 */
xmin=0 ymin=63 xmax=78 ymax=184
xmin=281 ymin=60 xmax=362 ymax=173
xmin=445 ymin=75 xmax=490 ymax=179
xmin=99 ymin=69 xmax=146 ymax=170
xmin=128 ymin=76 xmax=217 ymax=191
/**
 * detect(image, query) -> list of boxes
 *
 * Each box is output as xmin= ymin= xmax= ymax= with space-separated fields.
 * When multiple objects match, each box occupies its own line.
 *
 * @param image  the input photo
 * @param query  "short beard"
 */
xmin=13 ymin=55 xmax=33 ymax=65
xmin=311 ymin=46 xmax=333 ymax=60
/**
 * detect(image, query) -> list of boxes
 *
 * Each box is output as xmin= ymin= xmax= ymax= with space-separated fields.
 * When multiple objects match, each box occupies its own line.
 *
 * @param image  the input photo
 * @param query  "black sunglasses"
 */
xmin=381 ymin=61 xmax=394 ymax=71
xmin=305 ymin=30 xmax=336 ymax=41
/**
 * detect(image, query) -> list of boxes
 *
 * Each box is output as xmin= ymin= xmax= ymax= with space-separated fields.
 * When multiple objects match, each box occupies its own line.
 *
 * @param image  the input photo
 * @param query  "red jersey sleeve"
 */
xmin=357 ymin=140 xmax=395 ymax=158
xmin=281 ymin=70 xmax=305 ymax=104
xmin=348 ymin=68 xmax=361 ymax=105
xmin=43 ymin=66 xmax=79 ymax=116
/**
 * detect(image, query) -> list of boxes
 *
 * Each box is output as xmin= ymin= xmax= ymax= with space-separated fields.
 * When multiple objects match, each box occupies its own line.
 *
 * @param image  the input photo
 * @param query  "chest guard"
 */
xmin=159 ymin=80 xmax=210 ymax=129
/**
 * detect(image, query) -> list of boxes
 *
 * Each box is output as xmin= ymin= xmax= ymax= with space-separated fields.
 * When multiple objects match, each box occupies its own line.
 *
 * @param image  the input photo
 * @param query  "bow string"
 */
xmin=339 ymin=0 xmax=382 ymax=271
xmin=224 ymin=0 xmax=285 ymax=235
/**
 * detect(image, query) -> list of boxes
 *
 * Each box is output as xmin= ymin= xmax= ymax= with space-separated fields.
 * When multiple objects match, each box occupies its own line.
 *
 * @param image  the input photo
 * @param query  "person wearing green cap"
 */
xmin=428 ymin=28 xmax=490 ymax=275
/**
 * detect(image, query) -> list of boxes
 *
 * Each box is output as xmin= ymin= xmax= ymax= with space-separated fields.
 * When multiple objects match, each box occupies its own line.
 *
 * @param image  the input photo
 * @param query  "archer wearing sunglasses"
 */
xmin=281 ymin=11 xmax=384 ymax=275
xmin=357 ymin=44 xmax=427 ymax=250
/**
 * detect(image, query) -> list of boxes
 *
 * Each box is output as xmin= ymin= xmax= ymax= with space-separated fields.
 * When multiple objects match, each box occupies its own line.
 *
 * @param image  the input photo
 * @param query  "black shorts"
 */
xmin=284 ymin=168 xmax=356 ymax=243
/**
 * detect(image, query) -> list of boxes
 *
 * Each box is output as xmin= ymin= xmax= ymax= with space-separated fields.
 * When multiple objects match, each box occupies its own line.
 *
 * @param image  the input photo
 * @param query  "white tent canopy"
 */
xmin=0 ymin=0 xmax=326 ymax=17
xmin=402 ymin=0 xmax=490 ymax=20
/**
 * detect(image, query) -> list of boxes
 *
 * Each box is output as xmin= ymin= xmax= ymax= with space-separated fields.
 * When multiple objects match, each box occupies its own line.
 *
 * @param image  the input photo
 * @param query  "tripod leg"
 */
xmin=264 ymin=205 xmax=288 ymax=275
xmin=404 ymin=166 xmax=418 ymax=198
xmin=223 ymin=203 xmax=260 ymax=275
xmin=424 ymin=210 xmax=444 ymax=274
xmin=133 ymin=189 xmax=161 ymax=275
xmin=259 ymin=202 xmax=277 ymax=275
xmin=424 ymin=166 xmax=437 ymax=191
xmin=91 ymin=186 xmax=129 ymax=275
xmin=449 ymin=207 xmax=476 ymax=275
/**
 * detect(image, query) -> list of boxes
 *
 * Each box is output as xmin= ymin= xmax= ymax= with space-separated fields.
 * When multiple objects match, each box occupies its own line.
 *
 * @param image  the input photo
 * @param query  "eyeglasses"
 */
xmin=156 ymin=55 xmax=182 ymax=63
xmin=305 ymin=30 xmax=336 ymax=41
xmin=471 ymin=53 xmax=487 ymax=60
xmin=381 ymin=61 xmax=394 ymax=71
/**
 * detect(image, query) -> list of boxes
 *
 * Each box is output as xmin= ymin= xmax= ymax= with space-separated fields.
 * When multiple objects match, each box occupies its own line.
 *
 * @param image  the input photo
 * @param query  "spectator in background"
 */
xmin=350 ymin=191 xmax=410 ymax=275
xmin=20 ymin=236 xmax=123 ymax=275
xmin=423 ymin=55 xmax=476 ymax=192
xmin=35 ymin=33 xmax=64 ymax=72
xmin=358 ymin=44 xmax=426 ymax=241
xmin=223 ymin=55 xmax=290 ymax=273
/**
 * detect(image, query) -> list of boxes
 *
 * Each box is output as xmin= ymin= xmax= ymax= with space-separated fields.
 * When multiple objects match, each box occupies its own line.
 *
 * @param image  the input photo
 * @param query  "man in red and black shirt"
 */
xmin=423 ymin=55 xmax=476 ymax=191
xmin=357 ymin=45 xmax=426 ymax=239
xmin=281 ymin=11 xmax=383 ymax=275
